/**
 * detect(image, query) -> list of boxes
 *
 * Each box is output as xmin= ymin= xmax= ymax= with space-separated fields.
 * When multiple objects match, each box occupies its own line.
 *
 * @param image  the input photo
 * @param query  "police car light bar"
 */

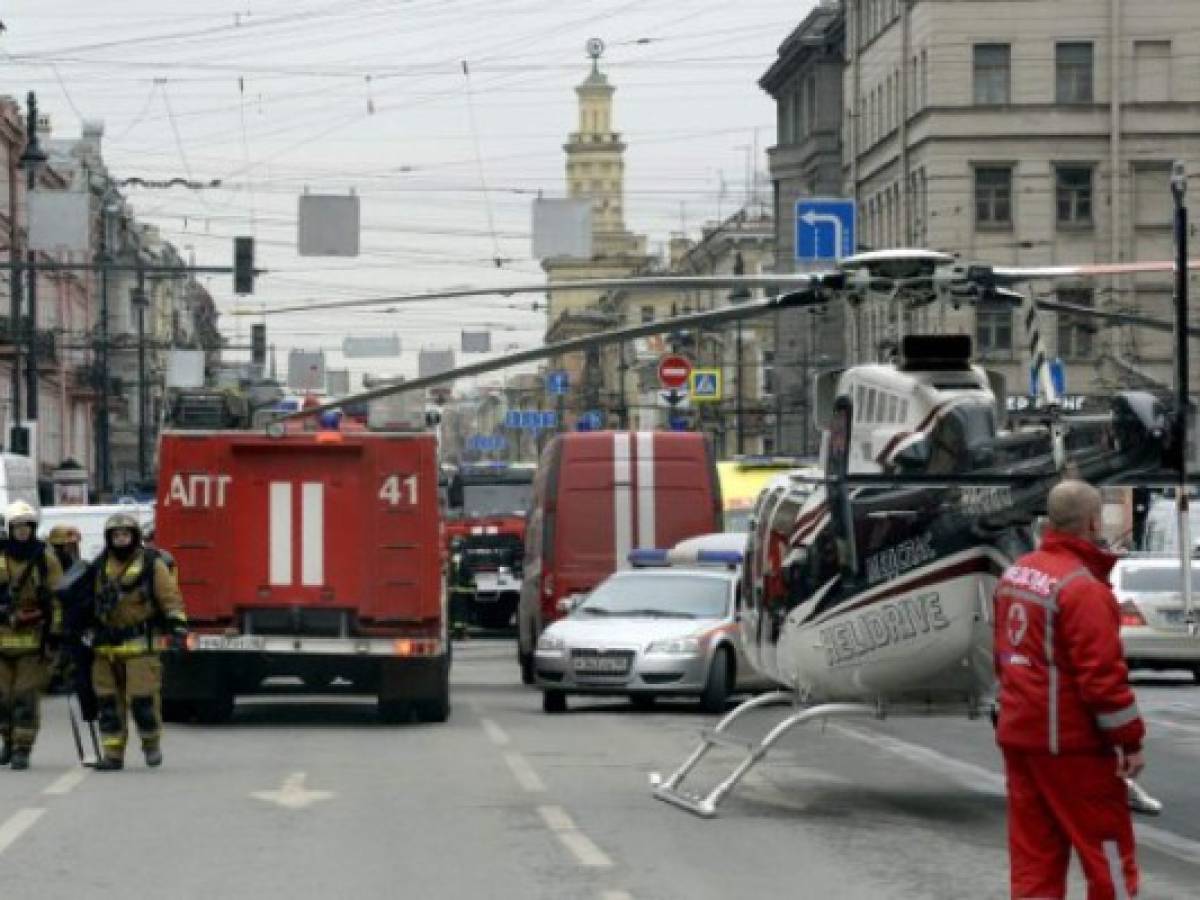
xmin=628 ymin=549 xmax=744 ymax=568
xmin=628 ymin=550 xmax=671 ymax=567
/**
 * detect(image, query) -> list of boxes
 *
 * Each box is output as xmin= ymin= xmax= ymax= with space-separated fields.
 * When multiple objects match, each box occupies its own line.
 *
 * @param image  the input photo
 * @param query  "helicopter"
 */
xmin=258 ymin=242 xmax=1198 ymax=819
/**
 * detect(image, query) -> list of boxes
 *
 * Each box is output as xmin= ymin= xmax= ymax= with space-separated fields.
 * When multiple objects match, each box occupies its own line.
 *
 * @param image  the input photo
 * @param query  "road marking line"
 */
xmin=0 ymin=809 xmax=45 ymax=857
xmin=600 ymin=892 xmax=634 ymax=900
xmin=504 ymin=752 xmax=546 ymax=793
xmin=538 ymin=805 xmax=612 ymax=868
xmin=834 ymin=724 xmax=1200 ymax=868
xmin=43 ymin=768 xmax=89 ymax=796
xmin=481 ymin=718 xmax=510 ymax=747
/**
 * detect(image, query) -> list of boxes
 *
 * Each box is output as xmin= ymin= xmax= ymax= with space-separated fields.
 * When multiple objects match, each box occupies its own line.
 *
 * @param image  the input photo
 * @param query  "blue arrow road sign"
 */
xmin=546 ymin=370 xmax=570 ymax=395
xmin=795 ymin=198 xmax=856 ymax=262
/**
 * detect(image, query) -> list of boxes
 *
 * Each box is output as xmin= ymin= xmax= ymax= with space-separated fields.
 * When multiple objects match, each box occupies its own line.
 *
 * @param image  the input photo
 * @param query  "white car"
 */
xmin=534 ymin=540 xmax=768 ymax=713
xmin=1113 ymin=555 xmax=1200 ymax=682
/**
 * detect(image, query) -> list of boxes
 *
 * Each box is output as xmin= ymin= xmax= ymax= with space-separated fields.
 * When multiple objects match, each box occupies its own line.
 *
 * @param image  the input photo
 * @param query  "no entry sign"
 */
xmin=658 ymin=355 xmax=692 ymax=389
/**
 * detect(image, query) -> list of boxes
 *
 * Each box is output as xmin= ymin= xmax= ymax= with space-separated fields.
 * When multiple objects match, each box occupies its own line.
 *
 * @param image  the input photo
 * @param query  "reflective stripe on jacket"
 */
xmin=993 ymin=529 xmax=1145 ymax=754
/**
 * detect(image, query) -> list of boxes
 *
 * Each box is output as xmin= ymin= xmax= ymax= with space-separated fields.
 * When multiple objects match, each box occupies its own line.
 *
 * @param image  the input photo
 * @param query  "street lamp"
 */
xmin=15 ymin=91 xmax=48 ymax=456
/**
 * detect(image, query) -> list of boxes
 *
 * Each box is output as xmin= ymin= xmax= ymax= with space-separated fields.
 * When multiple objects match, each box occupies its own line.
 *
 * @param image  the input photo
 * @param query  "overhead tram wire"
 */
xmin=463 ymin=58 xmax=506 ymax=268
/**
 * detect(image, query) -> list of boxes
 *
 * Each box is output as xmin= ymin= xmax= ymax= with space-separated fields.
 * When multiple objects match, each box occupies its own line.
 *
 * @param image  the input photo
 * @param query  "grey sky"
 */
xmin=3 ymin=1 xmax=811 ymax=388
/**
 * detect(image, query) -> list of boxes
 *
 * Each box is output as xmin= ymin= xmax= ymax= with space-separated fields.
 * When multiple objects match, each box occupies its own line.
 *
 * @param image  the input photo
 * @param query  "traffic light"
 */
xmin=251 ymin=323 xmax=266 ymax=367
xmin=234 ymin=236 xmax=255 ymax=294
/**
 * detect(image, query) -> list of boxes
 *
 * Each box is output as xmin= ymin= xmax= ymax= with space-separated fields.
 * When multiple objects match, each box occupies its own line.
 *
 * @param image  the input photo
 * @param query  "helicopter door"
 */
xmin=826 ymin=395 xmax=858 ymax=578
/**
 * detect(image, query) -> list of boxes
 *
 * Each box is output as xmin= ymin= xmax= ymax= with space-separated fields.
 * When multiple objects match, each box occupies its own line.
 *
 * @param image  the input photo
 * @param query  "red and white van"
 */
xmin=516 ymin=431 xmax=721 ymax=682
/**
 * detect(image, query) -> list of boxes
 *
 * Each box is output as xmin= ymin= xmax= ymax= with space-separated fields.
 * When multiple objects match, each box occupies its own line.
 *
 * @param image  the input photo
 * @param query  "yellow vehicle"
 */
xmin=716 ymin=458 xmax=815 ymax=532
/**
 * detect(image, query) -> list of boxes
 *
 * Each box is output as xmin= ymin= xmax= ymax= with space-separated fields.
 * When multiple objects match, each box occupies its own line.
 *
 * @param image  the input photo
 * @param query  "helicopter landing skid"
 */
xmin=649 ymin=691 xmax=878 ymax=818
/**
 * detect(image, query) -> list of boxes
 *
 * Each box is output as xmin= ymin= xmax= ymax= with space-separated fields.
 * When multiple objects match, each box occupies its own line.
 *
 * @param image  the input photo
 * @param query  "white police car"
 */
xmin=534 ymin=536 xmax=768 ymax=713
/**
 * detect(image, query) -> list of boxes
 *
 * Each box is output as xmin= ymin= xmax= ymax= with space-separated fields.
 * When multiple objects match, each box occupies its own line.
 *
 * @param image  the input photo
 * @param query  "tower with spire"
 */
xmin=544 ymin=39 xmax=652 ymax=331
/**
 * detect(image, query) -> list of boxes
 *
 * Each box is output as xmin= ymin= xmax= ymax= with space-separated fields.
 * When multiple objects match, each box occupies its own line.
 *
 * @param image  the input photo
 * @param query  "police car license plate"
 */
xmin=195 ymin=635 xmax=267 ymax=651
xmin=572 ymin=654 xmax=630 ymax=675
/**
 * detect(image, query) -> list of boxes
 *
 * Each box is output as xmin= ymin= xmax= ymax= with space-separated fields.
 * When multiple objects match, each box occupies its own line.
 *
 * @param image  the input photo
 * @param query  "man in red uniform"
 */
xmin=994 ymin=480 xmax=1145 ymax=899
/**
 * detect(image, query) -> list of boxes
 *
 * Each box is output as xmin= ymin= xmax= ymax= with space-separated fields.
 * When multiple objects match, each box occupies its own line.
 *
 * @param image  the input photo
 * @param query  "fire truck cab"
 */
xmin=156 ymin=426 xmax=449 ymax=723
xmin=445 ymin=462 xmax=535 ymax=630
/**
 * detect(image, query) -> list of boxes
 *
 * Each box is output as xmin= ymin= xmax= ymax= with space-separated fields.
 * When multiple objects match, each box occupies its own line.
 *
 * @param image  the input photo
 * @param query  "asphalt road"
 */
xmin=1 ymin=643 xmax=1198 ymax=900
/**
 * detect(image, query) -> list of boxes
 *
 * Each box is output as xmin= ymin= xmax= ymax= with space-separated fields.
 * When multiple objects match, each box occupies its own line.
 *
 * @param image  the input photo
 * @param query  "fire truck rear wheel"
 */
xmin=193 ymin=693 xmax=235 ymax=724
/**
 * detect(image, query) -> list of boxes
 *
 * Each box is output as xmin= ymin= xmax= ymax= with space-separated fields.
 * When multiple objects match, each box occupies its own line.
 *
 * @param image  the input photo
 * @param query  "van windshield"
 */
xmin=1120 ymin=565 xmax=1200 ymax=593
xmin=578 ymin=574 xmax=730 ymax=619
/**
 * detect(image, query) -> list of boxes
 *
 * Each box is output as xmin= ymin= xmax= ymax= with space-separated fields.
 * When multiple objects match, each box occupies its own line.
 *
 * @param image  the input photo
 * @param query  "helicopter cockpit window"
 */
xmin=925 ymin=403 xmax=996 ymax=475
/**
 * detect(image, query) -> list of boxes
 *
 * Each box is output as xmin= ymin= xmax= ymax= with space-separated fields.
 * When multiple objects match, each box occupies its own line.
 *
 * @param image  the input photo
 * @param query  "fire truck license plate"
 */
xmin=195 ymin=635 xmax=267 ymax=651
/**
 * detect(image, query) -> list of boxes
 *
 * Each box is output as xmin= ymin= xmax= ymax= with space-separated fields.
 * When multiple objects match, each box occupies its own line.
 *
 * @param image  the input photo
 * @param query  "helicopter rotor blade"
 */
xmin=279 ymin=286 xmax=831 ymax=420
xmin=240 ymin=274 xmax=833 ymax=316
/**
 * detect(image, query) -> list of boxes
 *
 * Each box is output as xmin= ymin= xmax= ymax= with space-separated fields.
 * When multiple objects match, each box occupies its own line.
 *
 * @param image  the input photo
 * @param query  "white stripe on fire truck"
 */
xmin=614 ymin=432 xmax=633 ymax=570
xmin=301 ymin=482 xmax=324 ymax=586
xmin=636 ymin=431 xmax=656 ymax=549
xmin=269 ymin=482 xmax=292 ymax=586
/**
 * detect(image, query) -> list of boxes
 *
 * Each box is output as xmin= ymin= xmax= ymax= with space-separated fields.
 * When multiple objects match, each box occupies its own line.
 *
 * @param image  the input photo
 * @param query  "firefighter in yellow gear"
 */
xmin=88 ymin=513 xmax=187 ymax=771
xmin=0 ymin=501 xmax=64 ymax=770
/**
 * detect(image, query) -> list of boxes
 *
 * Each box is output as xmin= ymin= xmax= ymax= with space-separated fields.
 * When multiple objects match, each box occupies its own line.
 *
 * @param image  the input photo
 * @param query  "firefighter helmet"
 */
xmin=4 ymin=501 xmax=38 ymax=529
xmin=47 ymin=525 xmax=82 ymax=546
xmin=104 ymin=512 xmax=141 ymax=535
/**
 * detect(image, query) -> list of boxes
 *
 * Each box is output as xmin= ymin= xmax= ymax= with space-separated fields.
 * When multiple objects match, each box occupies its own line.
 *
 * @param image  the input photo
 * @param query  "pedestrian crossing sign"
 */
xmin=689 ymin=368 xmax=721 ymax=402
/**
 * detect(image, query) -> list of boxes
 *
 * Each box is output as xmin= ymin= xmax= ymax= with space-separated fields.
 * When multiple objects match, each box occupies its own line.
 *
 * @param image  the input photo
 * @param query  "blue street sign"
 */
xmin=546 ymin=370 xmax=570 ymax=396
xmin=1029 ymin=358 xmax=1067 ymax=397
xmin=578 ymin=410 xmax=603 ymax=431
xmin=468 ymin=435 xmax=507 ymax=452
xmin=795 ymin=198 xmax=856 ymax=262
xmin=668 ymin=416 xmax=690 ymax=432
xmin=504 ymin=410 xmax=522 ymax=429
xmin=520 ymin=410 xmax=540 ymax=429
xmin=540 ymin=410 xmax=558 ymax=430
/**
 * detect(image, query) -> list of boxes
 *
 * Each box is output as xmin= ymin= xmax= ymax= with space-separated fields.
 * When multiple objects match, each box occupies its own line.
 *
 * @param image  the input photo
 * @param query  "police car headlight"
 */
xmin=646 ymin=637 xmax=701 ymax=655
xmin=537 ymin=633 xmax=566 ymax=654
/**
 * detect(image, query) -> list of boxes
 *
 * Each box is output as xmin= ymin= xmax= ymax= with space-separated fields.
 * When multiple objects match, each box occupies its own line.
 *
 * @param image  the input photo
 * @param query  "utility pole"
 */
xmin=134 ymin=268 xmax=148 ymax=485
xmin=96 ymin=201 xmax=112 ymax=495
xmin=1170 ymin=162 xmax=1195 ymax=633
xmin=22 ymin=92 xmax=47 ymax=427
xmin=735 ymin=314 xmax=744 ymax=454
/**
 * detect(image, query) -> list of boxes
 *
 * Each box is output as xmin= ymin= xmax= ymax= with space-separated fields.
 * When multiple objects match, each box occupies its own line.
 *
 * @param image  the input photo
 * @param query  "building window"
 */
xmin=1057 ymin=287 xmax=1096 ymax=359
xmin=1055 ymin=165 xmax=1093 ymax=227
xmin=1133 ymin=40 xmax=1171 ymax=102
xmin=1056 ymin=42 xmax=1094 ymax=103
xmin=806 ymin=75 xmax=817 ymax=133
xmin=640 ymin=306 xmax=655 ymax=324
xmin=976 ymin=302 xmax=1014 ymax=356
xmin=974 ymin=166 xmax=1013 ymax=229
xmin=973 ymin=44 xmax=1011 ymax=105
xmin=762 ymin=349 xmax=775 ymax=397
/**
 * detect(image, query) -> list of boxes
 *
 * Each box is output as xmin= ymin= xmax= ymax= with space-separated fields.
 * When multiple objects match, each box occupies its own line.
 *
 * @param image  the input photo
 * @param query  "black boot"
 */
xmin=9 ymin=748 xmax=30 ymax=770
xmin=144 ymin=747 xmax=163 ymax=768
xmin=0 ymin=742 xmax=11 ymax=766
xmin=94 ymin=757 xmax=124 ymax=772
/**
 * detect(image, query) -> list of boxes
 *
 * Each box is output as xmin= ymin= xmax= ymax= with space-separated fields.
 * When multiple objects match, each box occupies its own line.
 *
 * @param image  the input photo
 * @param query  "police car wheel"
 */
xmin=699 ymin=648 xmax=732 ymax=714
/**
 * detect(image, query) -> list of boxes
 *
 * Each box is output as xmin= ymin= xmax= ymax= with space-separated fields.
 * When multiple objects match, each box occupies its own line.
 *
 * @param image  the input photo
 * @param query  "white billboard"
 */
xmin=418 ymin=348 xmax=455 ymax=378
xmin=461 ymin=330 xmax=491 ymax=353
xmin=343 ymin=334 xmax=400 ymax=358
xmin=29 ymin=191 xmax=91 ymax=254
xmin=298 ymin=193 xmax=361 ymax=257
xmin=166 ymin=350 xmax=206 ymax=388
xmin=287 ymin=350 xmax=326 ymax=390
xmin=532 ymin=197 xmax=592 ymax=260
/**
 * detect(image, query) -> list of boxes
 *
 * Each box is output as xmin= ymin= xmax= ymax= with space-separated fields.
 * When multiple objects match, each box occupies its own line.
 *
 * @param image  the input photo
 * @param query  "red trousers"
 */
xmin=1002 ymin=749 xmax=1138 ymax=899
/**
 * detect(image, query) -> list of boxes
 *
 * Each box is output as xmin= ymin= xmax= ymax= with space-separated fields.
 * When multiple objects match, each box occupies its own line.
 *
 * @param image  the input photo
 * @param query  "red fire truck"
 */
xmin=445 ymin=463 xmax=535 ymax=629
xmin=156 ymin=425 xmax=449 ymax=723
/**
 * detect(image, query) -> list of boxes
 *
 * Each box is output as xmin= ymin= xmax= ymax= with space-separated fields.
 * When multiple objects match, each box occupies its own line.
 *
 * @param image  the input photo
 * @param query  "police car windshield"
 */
xmin=579 ymin=574 xmax=730 ymax=619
